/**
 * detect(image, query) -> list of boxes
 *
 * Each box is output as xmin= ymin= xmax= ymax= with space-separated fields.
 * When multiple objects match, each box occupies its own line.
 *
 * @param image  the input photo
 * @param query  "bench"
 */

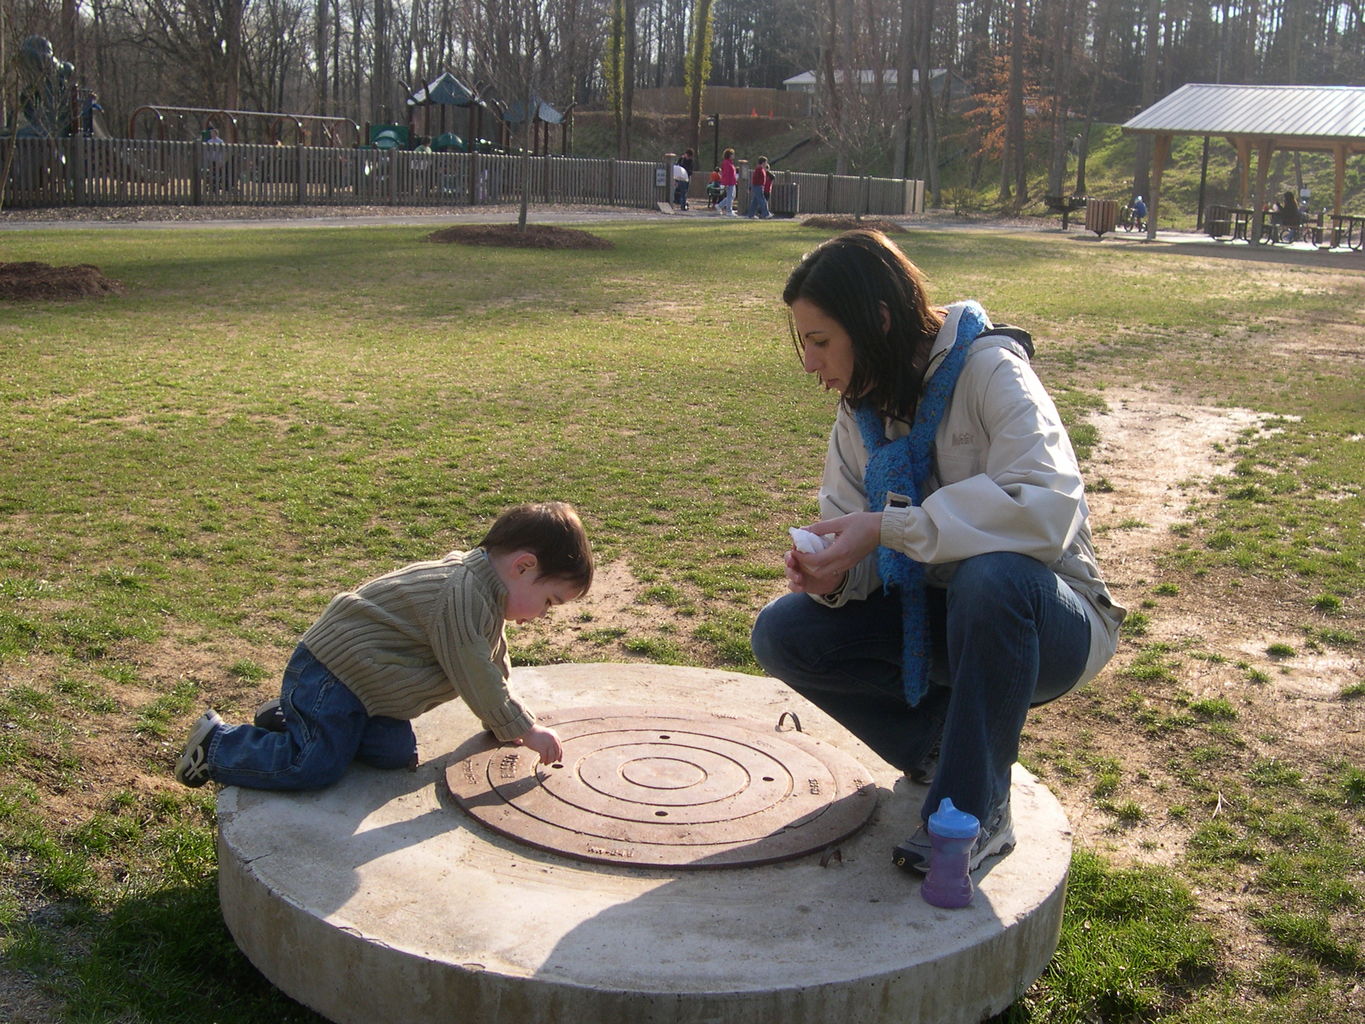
xmin=1206 ymin=205 xmax=1254 ymax=242
xmin=1330 ymin=213 xmax=1365 ymax=251
xmin=1044 ymin=194 xmax=1088 ymax=230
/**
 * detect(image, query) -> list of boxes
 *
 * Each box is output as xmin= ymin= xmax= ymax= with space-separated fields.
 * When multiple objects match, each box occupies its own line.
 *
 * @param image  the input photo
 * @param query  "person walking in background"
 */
xmin=706 ymin=166 xmax=724 ymax=208
xmin=747 ymin=156 xmax=774 ymax=219
xmin=204 ymin=126 xmax=227 ymax=192
xmin=718 ymin=148 xmax=739 ymax=216
xmin=79 ymin=90 xmax=103 ymax=137
xmin=674 ymin=147 xmax=695 ymax=210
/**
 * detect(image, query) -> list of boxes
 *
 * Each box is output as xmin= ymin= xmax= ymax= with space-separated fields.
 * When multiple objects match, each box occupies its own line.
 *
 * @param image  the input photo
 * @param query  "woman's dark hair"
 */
xmin=480 ymin=501 xmax=594 ymax=594
xmin=783 ymin=230 xmax=943 ymax=421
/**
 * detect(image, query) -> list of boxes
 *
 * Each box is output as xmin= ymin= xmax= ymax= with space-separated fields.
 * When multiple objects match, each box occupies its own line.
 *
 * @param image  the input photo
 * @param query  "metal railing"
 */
xmin=2 ymin=136 xmax=924 ymax=217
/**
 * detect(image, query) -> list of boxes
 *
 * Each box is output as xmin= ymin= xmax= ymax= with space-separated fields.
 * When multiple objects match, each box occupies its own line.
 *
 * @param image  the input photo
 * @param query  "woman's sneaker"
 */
xmin=253 ymin=698 xmax=286 ymax=731
xmin=175 ymin=710 xmax=223 ymax=787
xmin=892 ymin=801 xmax=1016 ymax=875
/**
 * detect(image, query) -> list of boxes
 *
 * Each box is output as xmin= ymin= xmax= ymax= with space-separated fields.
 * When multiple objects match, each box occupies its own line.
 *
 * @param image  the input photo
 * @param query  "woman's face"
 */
xmin=790 ymin=298 xmax=857 ymax=396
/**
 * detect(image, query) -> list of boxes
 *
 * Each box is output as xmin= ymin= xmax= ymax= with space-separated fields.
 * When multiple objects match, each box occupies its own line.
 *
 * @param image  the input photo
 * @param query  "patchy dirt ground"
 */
xmin=798 ymin=214 xmax=909 ymax=234
xmin=0 ymin=261 xmax=123 ymax=300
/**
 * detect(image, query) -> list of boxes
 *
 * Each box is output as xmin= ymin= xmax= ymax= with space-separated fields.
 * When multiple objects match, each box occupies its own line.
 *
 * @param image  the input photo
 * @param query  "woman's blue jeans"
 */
xmin=750 ymin=551 xmax=1091 ymax=825
xmin=747 ymin=185 xmax=770 ymax=218
xmin=206 ymin=644 xmax=417 ymax=790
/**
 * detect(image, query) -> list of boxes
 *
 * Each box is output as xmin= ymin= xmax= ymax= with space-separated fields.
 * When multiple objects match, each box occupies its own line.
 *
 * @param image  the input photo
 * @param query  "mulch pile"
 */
xmin=425 ymin=224 xmax=613 ymax=250
xmin=0 ymin=261 xmax=124 ymax=300
xmin=799 ymin=215 xmax=907 ymax=234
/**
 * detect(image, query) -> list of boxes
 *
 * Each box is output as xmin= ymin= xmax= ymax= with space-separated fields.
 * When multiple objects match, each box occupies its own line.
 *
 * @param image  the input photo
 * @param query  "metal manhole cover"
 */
xmin=444 ymin=706 xmax=878 ymax=868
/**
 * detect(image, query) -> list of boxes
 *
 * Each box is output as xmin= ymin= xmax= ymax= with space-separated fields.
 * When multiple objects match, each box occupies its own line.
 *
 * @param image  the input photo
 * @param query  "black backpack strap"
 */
xmin=976 ymin=324 xmax=1034 ymax=360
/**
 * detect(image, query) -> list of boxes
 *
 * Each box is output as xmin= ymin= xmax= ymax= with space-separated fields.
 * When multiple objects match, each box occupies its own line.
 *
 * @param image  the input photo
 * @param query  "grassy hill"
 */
xmin=573 ymin=109 xmax=1365 ymax=229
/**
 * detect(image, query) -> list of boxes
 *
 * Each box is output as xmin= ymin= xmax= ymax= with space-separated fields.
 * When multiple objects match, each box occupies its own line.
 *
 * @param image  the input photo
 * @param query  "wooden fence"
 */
xmin=1 ymin=136 xmax=923 ymax=217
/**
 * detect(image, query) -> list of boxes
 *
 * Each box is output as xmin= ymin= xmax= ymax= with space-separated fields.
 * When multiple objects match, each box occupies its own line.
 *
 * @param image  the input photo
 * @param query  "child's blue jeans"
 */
xmin=750 ymin=551 xmax=1092 ymax=825
xmin=206 ymin=644 xmax=418 ymax=790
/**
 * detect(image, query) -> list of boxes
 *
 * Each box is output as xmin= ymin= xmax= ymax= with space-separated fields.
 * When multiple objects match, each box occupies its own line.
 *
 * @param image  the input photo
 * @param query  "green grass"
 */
xmin=1 ymin=220 xmax=1363 ymax=1022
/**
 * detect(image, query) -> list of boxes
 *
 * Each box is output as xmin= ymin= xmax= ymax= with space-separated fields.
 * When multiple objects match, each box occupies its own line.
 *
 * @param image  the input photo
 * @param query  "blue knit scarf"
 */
xmin=854 ymin=302 xmax=989 ymax=706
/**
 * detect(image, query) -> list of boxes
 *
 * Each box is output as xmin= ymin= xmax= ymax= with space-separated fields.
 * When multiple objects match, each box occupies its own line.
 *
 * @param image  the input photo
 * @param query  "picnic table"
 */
xmin=1043 ymin=194 xmax=1088 ymax=230
xmin=1330 ymin=214 xmax=1365 ymax=251
xmin=1206 ymin=205 xmax=1255 ymax=241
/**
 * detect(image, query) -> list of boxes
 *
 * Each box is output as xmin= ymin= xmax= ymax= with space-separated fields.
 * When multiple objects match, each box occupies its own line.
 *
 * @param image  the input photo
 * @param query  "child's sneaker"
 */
xmin=892 ymin=800 xmax=1016 ymax=875
xmin=175 ymin=710 xmax=223 ymax=787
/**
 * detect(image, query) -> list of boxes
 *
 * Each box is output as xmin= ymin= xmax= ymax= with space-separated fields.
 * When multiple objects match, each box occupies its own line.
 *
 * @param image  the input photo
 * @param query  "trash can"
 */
xmin=770 ymin=183 xmax=800 ymax=217
xmin=1085 ymin=198 xmax=1119 ymax=238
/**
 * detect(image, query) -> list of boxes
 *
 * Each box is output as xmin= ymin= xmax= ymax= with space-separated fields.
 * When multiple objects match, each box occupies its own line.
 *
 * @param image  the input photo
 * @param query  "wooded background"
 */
xmin=5 ymin=0 xmax=1363 ymax=208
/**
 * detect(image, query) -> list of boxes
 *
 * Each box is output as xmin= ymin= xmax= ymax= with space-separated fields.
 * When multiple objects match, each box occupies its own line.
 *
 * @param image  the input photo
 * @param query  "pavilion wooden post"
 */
xmin=1251 ymin=138 xmax=1273 ymax=245
xmin=1333 ymin=143 xmax=1346 ymax=217
xmin=1146 ymin=132 xmax=1170 ymax=241
xmin=1233 ymin=138 xmax=1252 ymax=207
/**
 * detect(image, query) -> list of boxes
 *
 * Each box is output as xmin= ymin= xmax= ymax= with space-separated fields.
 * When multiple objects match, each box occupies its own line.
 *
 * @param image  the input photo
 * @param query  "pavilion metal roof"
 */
xmin=1123 ymin=83 xmax=1365 ymax=144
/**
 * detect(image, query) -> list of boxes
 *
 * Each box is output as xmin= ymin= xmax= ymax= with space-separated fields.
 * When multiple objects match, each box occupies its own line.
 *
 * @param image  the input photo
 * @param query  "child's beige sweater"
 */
xmin=301 ymin=547 xmax=534 ymax=741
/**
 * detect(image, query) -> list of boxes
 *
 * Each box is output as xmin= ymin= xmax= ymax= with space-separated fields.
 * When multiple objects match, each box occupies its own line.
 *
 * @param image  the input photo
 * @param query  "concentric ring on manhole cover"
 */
xmin=444 ymin=706 xmax=878 ymax=868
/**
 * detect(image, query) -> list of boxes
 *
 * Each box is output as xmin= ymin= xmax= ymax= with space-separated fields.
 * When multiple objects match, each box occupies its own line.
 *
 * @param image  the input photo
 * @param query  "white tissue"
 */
xmin=789 ymin=527 xmax=832 ymax=554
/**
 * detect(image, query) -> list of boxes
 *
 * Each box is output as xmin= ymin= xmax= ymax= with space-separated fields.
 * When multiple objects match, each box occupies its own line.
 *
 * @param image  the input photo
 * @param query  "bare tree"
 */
xmin=684 ymin=0 xmax=713 ymax=156
xmin=1001 ymin=0 xmax=1025 ymax=205
xmin=913 ymin=0 xmax=939 ymax=199
xmin=1043 ymin=0 xmax=1079 ymax=198
xmin=814 ymin=0 xmax=901 ymax=176
xmin=461 ymin=0 xmax=568 ymax=229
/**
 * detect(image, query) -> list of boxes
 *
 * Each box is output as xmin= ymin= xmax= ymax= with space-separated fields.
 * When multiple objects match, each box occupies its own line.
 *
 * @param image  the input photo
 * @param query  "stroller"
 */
xmin=706 ymin=177 xmax=724 ymax=209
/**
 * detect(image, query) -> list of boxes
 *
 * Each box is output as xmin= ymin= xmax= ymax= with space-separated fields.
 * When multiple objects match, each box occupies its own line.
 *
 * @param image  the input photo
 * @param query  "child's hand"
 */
xmin=514 ymin=724 xmax=563 ymax=765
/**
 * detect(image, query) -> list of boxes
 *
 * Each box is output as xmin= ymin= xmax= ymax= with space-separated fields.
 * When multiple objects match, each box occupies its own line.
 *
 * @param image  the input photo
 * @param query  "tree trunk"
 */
xmin=373 ymin=0 xmax=390 ymax=122
xmin=518 ymin=120 xmax=532 ymax=230
xmin=622 ymin=0 xmax=636 ymax=157
xmin=225 ymin=0 xmax=243 ymax=110
xmin=1074 ymin=0 xmax=1115 ymax=195
xmin=1045 ymin=0 xmax=1076 ymax=198
xmin=315 ymin=0 xmax=330 ymax=116
xmin=1002 ymin=0 xmax=1025 ymax=204
xmin=1134 ymin=0 xmax=1161 ymax=201
xmin=892 ymin=0 xmax=913 ymax=180
xmin=916 ymin=0 xmax=939 ymax=201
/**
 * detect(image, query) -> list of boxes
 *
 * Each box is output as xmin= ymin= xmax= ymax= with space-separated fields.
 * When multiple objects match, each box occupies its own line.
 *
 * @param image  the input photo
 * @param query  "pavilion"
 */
xmin=1122 ymin=83 xmax=1365 ymax=243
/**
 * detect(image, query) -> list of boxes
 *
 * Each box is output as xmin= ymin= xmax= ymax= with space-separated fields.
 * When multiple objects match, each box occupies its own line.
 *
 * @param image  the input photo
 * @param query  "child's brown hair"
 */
xmin=480 ymin=501 xmax=594 ymax=594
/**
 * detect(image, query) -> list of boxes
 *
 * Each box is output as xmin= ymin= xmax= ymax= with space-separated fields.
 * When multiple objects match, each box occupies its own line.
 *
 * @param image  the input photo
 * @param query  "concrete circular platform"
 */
xmin=216 ymin=663 xmax=1073 ymax=1024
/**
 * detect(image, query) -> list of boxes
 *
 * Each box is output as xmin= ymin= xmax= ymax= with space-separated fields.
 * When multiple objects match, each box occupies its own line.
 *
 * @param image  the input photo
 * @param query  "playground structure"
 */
xmin=10 ymin=35 xmax=77 ymax=139
xmin=3 ymin=36 xmax=921 ymax=218
xmin=402 ymin=71 xmax=572 ymax=156
xmin=4 ymin=33 xmax=568 ymax=159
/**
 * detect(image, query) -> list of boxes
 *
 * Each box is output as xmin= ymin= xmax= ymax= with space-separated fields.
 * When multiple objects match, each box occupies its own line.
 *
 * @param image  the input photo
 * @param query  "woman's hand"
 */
xmin=786 ymin=511 xmax=883 ymax=594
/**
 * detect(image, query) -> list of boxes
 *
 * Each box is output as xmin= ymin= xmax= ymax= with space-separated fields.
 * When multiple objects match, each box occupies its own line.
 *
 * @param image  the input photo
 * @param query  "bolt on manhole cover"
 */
xmin=444 ymin=706 xmax=879 ymax=868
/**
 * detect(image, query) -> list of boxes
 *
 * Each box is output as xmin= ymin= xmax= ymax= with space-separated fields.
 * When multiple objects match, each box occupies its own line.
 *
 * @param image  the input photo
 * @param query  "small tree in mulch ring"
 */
xmin=0 ymin=262 xmax=125 ymax=300
xmin=425 ymin=224 xmax=613 ymax=250
xmin=799 ymin=215 xmax=907 ymax=234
